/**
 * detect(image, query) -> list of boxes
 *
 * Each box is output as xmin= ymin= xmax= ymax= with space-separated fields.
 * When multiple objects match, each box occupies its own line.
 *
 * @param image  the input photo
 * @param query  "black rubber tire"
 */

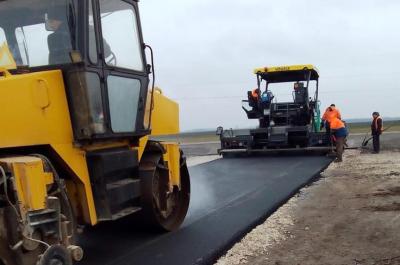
xmin=38 ymin=245 xmax=72 ymax=265
xmin=140 ymin=151 xmax=190 ymax=232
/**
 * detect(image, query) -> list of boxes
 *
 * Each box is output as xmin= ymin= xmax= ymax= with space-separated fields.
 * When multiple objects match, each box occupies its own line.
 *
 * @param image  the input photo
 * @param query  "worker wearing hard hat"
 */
xmin=371 ymin=112 xmax=383 ymax=154
xmin=321 ymin=104 xmax=342 ymax=134
xmin=330 ymin=117 xmax=348 ymax=163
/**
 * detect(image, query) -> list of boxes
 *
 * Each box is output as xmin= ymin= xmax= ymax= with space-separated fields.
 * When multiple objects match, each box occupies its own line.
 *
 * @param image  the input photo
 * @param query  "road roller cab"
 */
xmin=0 ymin=1 xmax=190 ymax=264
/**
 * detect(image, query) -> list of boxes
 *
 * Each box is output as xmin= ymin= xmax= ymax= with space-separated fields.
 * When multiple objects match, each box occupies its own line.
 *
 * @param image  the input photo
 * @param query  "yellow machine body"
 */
xmin=254 ymin=64 xmax=319 ymax=75
xmin=0 ymin=156 xmax=53 ymax=212
xmin=0 ymin=1 xmax=190 ymax=264
xmin=0 ymin=43 xmax=17 ymax=70
xmin=0 ymin=70 xmax=181 ymax=226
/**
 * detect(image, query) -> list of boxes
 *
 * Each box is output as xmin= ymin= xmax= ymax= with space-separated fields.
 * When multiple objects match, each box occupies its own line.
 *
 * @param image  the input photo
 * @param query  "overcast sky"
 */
xmin=139 ymin=0 xmax=400 ymax=131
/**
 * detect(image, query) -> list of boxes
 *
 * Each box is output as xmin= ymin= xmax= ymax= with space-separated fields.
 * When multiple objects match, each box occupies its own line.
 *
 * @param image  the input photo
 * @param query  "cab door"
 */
xmin=91 ymin=0 xmax=149 ymax=139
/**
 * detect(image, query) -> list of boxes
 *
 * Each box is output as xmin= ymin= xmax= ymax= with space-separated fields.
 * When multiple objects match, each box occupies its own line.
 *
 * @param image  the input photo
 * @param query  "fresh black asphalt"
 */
xmin=78 ymin=155 xmax=332 ymax=265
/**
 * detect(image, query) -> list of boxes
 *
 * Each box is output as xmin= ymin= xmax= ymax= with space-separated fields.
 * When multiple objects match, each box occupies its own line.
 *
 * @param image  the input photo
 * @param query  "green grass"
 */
xmin=153 ymin=132 xmax=219 ymax=144
xmin=347 ymin=120 xmax=400 ymax=134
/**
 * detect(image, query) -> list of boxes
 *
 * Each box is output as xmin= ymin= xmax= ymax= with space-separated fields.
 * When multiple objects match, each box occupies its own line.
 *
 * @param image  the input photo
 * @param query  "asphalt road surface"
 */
xmin=78 ymin=155 xmax=332 ymax=265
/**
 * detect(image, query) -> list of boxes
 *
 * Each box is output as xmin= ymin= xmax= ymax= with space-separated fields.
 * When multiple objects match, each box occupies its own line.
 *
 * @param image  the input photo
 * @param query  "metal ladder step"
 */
xmin=108 ymin=206 xmax=142 ymax=221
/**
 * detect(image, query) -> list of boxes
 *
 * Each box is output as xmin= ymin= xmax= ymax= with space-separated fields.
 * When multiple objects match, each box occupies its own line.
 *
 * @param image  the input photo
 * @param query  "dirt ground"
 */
xmin=216 ymin=150 xmax=400 ymax=265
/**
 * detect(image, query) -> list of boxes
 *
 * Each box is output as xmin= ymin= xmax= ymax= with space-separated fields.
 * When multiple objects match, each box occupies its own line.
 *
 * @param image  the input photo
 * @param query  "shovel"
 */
xmin=361 ymin=125 xmax=394 ymax=147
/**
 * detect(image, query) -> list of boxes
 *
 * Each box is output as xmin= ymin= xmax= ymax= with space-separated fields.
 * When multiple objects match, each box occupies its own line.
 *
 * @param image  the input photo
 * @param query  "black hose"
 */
xmin=30 ymin=154 xmax=76 ymax=239
xmin=0 ymin=166 xmax=21 ymax=222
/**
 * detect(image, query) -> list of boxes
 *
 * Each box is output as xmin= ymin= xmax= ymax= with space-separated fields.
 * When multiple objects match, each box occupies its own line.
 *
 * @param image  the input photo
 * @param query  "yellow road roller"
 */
xmin=0 ymin=1 xmax=190 ymax=264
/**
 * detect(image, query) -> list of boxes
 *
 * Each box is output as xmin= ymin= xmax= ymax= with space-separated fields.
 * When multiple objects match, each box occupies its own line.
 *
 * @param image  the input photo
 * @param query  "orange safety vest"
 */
xmin=322 ymin=107 xmax=341 ymax=122
xmin=330 ymin=118 xmax=345 ymax=130
xmin=374 ymin=116 xmax=382 ymax=131
xmin=251 ymin=89 xmax=259 ymax=98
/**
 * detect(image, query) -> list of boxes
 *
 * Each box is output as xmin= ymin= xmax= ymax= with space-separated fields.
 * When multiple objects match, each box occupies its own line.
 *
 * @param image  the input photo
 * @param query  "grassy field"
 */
xmin=347 ymin=120 xmax=400 ymax=134
xmin=155 ymin=131 xmax=219 ymax=144
xmin=155 ymin=120 xmax=400 ymax=144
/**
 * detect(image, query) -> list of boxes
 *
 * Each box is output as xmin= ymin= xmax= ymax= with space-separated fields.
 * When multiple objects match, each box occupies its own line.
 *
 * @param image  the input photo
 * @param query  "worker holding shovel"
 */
xmin=371 ymin=112 xmax=383 ymax=154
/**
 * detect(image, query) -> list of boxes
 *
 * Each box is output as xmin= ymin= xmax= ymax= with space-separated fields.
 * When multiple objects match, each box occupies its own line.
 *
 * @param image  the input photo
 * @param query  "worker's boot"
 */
xmin=334 ymin=151 xmax=343 ymax=163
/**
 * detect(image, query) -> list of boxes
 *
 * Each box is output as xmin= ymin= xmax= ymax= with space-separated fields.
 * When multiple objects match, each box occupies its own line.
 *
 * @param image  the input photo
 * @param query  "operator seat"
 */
xmin=243 ymin=91 xmax=260 ymax=119
xmin=293 ymin=84 xmax=308 ymax=105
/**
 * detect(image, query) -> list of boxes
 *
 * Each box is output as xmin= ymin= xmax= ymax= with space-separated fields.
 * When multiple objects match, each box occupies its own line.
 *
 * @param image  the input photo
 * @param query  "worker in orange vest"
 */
xmin=321 ymin=104 xmax=342 ymax=129
xmin=249 ymin=88 xmax=261 ymax=111
xmin=330 ymin=117 xmax=348 ymax=163
xmin=371 ymin=112 xmax=383 ymax=154
xmin=251 ymin=88 xmax=260 ymax=101
xmin=323 ymin=104 xmax=342 ymax=121
xmin=321 ymin=104 xmax=342 ymax=134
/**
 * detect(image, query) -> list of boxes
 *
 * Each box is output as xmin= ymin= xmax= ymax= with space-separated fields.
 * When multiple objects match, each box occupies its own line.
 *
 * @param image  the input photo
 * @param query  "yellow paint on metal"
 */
xmin=254 ymin=64 xmax=319 ymax=75
xmin=0 ymin=156 xmax=52 ymax=211
xmin=0 ymin=43 xmax=16 ymax=70
xmin=44 ymin=172 xmax=54 ymax=185
xmin=51 ymin=144 xmax=97 ymax=225
xmin=0 ymin=70 xmax=98 ymax=225
xmin=0 ymin=69 xmax=182 ymax=226
xmin=162 ymin=143 xmax=181 ymax=190
xmin=0 ymin=67 xmax=12 ymax=78
xmin=136 ymin=136 xmax=149 ymax=161
xmin=150 ymin=88 xmax=180 ymax=136
xmin=0 ymin=71 xmax=72 ymax=147
xmin=32 ymin=79 xmax=51 ymax=109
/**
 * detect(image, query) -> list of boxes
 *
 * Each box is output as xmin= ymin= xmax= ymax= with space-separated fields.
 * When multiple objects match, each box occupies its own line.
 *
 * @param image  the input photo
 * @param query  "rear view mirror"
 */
xmin=216 ymin=126 xmax=223 ymax=136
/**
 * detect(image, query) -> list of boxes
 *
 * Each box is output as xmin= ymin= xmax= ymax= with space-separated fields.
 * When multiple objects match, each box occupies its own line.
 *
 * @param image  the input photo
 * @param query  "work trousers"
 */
xmin=335 ymin=137 xmax=345 ymax=161
xmin=372 ymin=134 xmax=380 ymax=153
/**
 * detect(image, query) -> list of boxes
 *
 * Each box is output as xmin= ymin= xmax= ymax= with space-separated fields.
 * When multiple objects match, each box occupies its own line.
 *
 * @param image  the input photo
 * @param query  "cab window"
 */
xmin=0 ymin=27 xmax=5 ymax=45
xmin=0 ymin=0 xmax=75 ymax=68
xmin=107 ymin=75 xmax=141 ymax=133
xmin=88 ymin=0 xmax=98 ymax=64
xmin=15 ymin=24 xmax=52 ymax=67
xmin=99 ymin=0 xmax=144 ymax=71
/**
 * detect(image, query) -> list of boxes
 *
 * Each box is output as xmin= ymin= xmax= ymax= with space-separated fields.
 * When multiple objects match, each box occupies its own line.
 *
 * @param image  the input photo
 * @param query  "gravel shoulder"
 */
xmin=216 ymin=150 xmax=400 ymax=265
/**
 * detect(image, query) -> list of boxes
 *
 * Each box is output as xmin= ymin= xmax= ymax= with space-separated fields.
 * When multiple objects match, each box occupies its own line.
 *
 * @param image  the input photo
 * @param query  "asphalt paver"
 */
xmin=78 ymin=155 xmax=332 ymax=265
